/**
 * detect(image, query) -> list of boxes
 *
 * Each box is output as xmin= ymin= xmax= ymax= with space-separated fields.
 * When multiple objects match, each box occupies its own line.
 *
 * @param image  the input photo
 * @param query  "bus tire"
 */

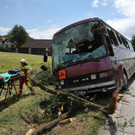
xmin=123 ymin=73 xmax=128 ymax=90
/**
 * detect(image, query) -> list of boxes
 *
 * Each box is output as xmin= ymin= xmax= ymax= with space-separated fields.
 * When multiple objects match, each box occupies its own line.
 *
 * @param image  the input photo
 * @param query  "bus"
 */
xmin=50 ymin=18 xmax=135 ymax=95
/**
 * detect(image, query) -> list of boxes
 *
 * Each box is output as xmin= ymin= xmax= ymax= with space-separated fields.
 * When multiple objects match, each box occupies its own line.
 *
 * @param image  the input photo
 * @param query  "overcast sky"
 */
xmin=0 ymin=0 xmax=135 ymax=39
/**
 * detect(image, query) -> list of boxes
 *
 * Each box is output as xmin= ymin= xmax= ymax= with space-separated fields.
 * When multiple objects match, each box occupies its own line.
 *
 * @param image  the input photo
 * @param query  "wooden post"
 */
xmin=16 ymin=48 xmax=18 ymax=53
xmin=29 ymin=48 xmax=31 ymax=54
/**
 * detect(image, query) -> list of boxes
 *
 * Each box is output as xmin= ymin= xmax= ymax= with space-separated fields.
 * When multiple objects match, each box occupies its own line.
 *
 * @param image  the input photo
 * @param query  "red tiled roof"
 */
xmin=0 ymin=37 xmax=9 ymax=41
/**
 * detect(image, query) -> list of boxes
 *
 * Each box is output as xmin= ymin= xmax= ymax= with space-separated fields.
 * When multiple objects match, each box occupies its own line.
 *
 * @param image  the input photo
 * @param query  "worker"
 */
xmin=19 ymin=59 xmax=34 ymax=95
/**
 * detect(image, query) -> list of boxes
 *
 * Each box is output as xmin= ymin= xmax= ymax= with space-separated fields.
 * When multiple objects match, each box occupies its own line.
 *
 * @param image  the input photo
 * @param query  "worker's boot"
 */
xmin=18 ymin=89 xmax=22 ymax=95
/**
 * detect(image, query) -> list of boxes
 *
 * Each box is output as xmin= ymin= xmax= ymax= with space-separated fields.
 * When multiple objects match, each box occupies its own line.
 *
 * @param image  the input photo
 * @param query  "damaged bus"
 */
xmin=50 ymin=18 xmax=135 ymax=95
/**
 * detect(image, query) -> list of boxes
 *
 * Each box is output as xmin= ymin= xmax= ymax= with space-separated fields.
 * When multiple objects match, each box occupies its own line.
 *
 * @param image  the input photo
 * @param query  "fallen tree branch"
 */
xmin=31 ymin=79 xmax=107 ymax=114
xmin=32 ymin=111 xmax=70 ymax=135
xmin=30 ymin=79 xmax=119 ymax=135
xmin=26 ymin=128 xmax=35 ymax=135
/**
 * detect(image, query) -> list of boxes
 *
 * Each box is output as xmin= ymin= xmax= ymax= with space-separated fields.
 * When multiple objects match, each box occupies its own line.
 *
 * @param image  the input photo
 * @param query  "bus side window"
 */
xmin=116 ymin=33 xmax=122 ymax=45
xmin=125 ymin=40 xmax=130 ymax=49
xmin=121 ymin=36 xmax=127 ymax=49
xmin=107 ymin=29 xmax=118 ymax=46
xmin=105 ymin=36 xmax=114 ymax=56
xmin=128 ymin=41 xmax=134 ymax=51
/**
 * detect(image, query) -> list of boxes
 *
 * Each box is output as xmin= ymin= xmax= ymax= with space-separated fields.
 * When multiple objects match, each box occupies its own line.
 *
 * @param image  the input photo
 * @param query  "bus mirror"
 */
xmin=44 ymin=52 xmax=48 ymax=62
xmin=108 ymin=46 xmax=114 ymax=56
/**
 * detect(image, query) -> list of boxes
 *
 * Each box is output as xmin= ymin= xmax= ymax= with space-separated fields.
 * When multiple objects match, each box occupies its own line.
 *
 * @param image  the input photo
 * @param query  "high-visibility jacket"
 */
xmin=20 ymin=65 xmax=32 ymax=78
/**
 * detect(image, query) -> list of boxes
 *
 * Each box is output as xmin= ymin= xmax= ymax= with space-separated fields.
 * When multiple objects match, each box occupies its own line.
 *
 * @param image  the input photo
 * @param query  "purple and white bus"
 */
xmin=51 ymin=18 xmax=135 ymax=95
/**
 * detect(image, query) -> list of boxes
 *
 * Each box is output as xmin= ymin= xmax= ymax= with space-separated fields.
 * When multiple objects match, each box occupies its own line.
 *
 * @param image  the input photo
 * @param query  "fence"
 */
xmin=16 ymin=48 xmax=52 ymax=56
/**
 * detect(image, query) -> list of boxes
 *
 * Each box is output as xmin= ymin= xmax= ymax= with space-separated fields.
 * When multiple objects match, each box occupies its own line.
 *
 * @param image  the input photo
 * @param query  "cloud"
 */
xmin=100 ymin=0 xmax=108 ymax=6
xmin=0 ymin=26 xmax=10 ymax=34
xmin=0 ymin=26 xmax=60 ymax=39
xmin=106 ymin=0 xmax=135 ymax=39
xmin=27 ymin=27 xmax=61 ymax=39
xmin=91 ymin=0 xmax=99 ymax=7
xmin=47 ymin=20 xmax=53 ymax=23
xmin=91 ymin=0 xmax=110 ymax=7
xmin=107 ymin=18 xmax=135 ymax=39
xmin=114 ymin=0 xmax=135 ymax=17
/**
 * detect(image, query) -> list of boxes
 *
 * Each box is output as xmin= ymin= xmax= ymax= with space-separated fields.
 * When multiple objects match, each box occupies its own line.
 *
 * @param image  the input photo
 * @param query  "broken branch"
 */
xmin=31 ymin=79 xmax=108 ymax=114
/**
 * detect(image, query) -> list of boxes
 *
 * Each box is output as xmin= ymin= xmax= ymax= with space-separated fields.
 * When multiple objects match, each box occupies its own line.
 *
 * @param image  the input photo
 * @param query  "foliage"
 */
xmin=0 ymin=35 xmax=9 ymax=37
xmin=8 ymin=25 xmax=29 ymax=47
xmin=0 ymin=52 xmax=52 ymax=135
xmin=0 ymin=47 xmax=9 ymax=52
xmin=0 ymin=47 xmax=15 ymax=52
xmin=131 ymin=35 xmax=135 ymax=50
xmin=40 ymin=94 xmax=82 ymax=119
xmin=39 ymin=94 xmax=104 ymax=135
xmin=0 ymin=52 xmax=106 ymax=135
xmin=31 ymin=65 xmax=54 ymax=86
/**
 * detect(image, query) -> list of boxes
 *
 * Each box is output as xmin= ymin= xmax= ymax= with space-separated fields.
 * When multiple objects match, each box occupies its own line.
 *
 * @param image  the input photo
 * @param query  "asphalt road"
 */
xmin=99 ymin=75 xmax=135 ymax=135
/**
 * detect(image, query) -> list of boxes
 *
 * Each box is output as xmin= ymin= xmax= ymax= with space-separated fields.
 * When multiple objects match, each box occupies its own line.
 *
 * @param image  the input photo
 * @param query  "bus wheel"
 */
xmin=123 ymin=73 xmax=128 ymax=90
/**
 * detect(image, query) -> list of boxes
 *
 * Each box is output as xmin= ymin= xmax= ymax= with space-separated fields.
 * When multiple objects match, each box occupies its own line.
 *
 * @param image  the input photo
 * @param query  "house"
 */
xmin=17 ymin=39 xmax=52 ymax=55
xmin=0 ymin=37 xmax=15 ymax=48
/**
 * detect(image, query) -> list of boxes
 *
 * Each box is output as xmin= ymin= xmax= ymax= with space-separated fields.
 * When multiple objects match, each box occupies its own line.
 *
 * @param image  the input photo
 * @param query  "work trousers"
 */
xmin=19 ymin=77 xmax=33 ymax=94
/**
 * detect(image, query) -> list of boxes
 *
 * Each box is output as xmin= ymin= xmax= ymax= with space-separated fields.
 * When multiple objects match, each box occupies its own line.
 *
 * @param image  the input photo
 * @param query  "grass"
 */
xmin=0 ymin=52 xmax=52 ymax=135
xmin=0 ymin=52 xmax=52 ymax=73
xmin=0 ymin=52 xmax=108 ymax=135
xmin=47 ymin=111 xmax=105 ymax=135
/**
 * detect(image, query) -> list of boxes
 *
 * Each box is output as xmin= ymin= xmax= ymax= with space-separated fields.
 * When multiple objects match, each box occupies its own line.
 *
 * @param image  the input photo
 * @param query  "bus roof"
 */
xmin=54 ymin=17 xmax=130 ymax=42
xmin=54 ymin=17 xmax=100 ymax=36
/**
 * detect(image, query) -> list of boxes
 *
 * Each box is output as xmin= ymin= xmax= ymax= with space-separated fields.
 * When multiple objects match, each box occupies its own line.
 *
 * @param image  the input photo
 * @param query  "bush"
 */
xmin=31 ymin=64 xmax=54 ymax=86
xmin=0 ymin=47 xmax=15 ymax=52
xmin=0 ymin=47 xmax=9 ymax=52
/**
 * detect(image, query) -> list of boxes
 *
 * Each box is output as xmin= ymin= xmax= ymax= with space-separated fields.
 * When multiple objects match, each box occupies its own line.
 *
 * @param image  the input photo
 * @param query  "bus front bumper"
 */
xmin=62 ymin=80 xmax=116 ymax=93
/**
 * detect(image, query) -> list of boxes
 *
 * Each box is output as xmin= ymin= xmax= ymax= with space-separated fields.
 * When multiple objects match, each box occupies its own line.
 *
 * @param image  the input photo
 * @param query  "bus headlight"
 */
xmin=91 ymin=74 xmax=96 ymax=80
xmin=99 ymin=72 xmax=108 ymax=78
xmin=60 ymin=80 xmax=64 ymax=85
xmin=99 ymin=71 xmax=113 ymax=78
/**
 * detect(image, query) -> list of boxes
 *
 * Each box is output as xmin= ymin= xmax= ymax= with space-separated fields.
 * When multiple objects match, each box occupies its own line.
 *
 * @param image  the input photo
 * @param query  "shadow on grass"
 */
xmin=0 ymin=93 xmax=31 ymax=112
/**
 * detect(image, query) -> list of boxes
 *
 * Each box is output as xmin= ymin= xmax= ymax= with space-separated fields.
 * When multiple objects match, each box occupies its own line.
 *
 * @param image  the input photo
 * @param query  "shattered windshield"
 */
xmin=52 ymin=21 xmax=107 ymax=70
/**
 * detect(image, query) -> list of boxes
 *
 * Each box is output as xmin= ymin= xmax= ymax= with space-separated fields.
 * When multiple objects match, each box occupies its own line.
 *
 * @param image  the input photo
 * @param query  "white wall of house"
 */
xmin=0 ymin=39 xmax=15 ymax=48
xmin=0 ymin=40 xmax=3 ymax=47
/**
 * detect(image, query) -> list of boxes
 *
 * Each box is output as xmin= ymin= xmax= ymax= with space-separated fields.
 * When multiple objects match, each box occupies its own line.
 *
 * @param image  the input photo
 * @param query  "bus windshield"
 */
xmin=52 ymin=21 xmax=107 ymax=70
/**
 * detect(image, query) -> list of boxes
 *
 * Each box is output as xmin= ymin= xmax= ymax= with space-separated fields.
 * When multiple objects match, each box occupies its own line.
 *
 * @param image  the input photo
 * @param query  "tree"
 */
xmin=131 ymin=35 xmax=135 ymax=50
xmin=0 ymin=35 xmax=9 ymax=37
xmin=8 ymin=25 xmax=29 ymax=47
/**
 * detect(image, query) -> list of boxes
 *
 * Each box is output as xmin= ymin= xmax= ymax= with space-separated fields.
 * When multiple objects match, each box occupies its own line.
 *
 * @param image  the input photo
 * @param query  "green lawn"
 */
xmin=0 ymin=52 xmax=52 ymax=135
xmin=0 ymin=52 xmax=52 ymax=73
xmin=0 ymin=52 xmax=106 ymax=135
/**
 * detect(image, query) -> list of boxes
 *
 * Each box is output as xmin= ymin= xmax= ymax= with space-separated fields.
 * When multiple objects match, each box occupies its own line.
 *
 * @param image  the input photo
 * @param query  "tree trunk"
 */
xmin=32 ymin=111 xmax=70 ymax=135
xmin=30 ymin=79 xmax=113 ymax=135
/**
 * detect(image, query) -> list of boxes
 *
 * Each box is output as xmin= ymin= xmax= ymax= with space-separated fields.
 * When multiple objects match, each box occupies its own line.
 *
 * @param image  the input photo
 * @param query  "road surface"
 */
xmin=99 ymin=75 xmax=135 ymax=135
